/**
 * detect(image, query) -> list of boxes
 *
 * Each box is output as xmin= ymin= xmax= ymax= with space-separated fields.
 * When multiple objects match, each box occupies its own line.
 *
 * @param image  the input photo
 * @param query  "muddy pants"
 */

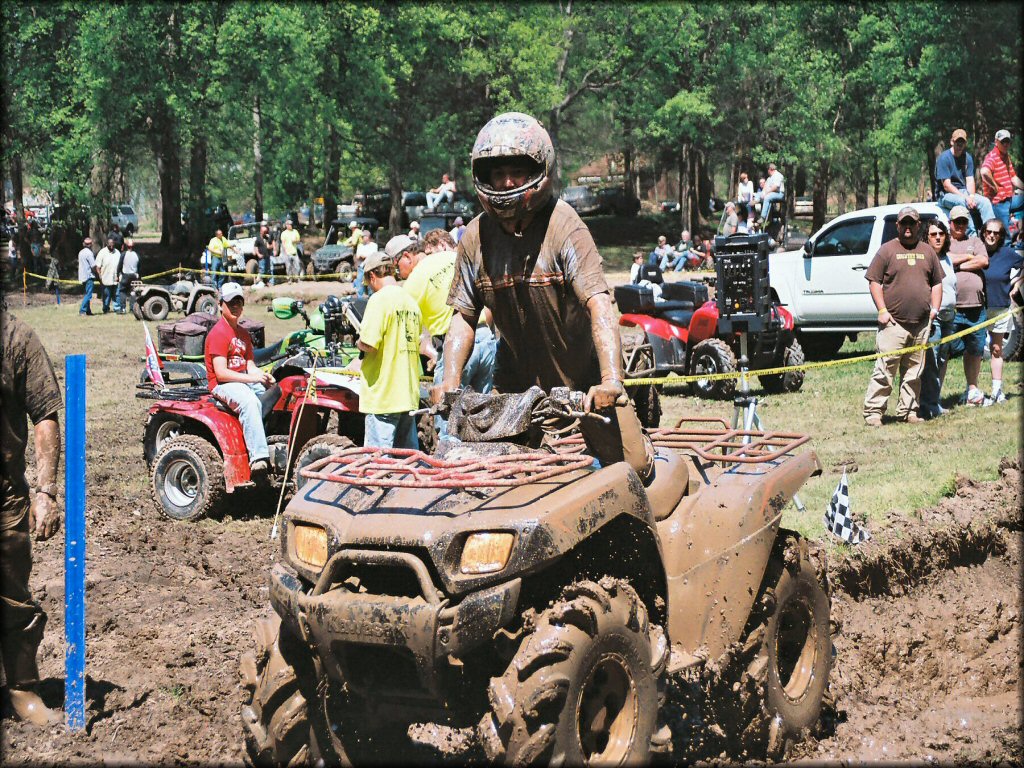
xmin=1 ymin=500 xmax=47 ymax=689
xmin=863 ymin=321 xmax=929 ymax=420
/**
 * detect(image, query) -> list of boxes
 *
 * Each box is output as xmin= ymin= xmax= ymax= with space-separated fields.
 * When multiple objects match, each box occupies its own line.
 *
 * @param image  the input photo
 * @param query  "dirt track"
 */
xmin=0 ymin=291 xmax=1020 ymax=765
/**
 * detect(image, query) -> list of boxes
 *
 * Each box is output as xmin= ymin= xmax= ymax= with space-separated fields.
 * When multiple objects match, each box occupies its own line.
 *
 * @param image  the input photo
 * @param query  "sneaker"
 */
xmin=253 ymin=280 xmax=265 ymax=289
xmin=991 ymin=391 xmax=1007 ymax=404
xmin=864 ymin=414 xmax=882 ymax=427
xmin=966 ymin=388 xmax=986 ymax=406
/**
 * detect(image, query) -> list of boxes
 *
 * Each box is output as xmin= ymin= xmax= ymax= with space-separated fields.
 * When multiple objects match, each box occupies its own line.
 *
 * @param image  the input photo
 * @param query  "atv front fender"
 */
xmin=146 ymin=400 xmax=250 ymax=491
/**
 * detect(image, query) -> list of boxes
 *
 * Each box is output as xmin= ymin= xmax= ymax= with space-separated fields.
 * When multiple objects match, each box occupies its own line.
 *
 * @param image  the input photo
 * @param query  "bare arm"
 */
xmin=582 ymin=292 xmax=627 ymax=411
xmin=942 ymin=178 xmax=959 ymax=195
xmin=966 ymin=174 xmax=976 ymax=195
xmin=869 ymin=281 xmax=891 ymax=325
xmin=930 ymin=283 xmax=942 ymax=314
xmin=356 ymin=340 xmax=376 ymax=354
xmin=431 ymin=310 xmax=477 ymax=403
xmin=30 ymin=415 xmax=61 ymax=540
xmin=950 ymin=248 xmax=989 ymax=271
xmin=419 ymin=328 xmax=437 ymax=371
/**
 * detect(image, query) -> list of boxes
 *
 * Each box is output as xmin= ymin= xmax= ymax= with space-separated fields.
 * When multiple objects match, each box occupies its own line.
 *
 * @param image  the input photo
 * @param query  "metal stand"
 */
xmin=730 ymin=333 xmax=805 ymax=513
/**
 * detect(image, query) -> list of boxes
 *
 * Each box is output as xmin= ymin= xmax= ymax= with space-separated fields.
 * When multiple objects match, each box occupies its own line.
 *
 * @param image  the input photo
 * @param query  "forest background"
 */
xmin=3 ymin=0 xmax=1021 ymax=256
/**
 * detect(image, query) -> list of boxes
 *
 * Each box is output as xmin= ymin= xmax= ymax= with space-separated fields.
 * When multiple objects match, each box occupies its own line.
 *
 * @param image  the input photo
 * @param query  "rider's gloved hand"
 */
xmin=584 ymin=379 xmax=627 ymax=412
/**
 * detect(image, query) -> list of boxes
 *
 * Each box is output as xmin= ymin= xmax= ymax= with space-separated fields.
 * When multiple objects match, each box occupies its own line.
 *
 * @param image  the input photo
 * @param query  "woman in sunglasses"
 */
xmin=918 ymin=220 xmax=958 ymax=419
xmin=981 ymin=218 xmax=1022 ymax=404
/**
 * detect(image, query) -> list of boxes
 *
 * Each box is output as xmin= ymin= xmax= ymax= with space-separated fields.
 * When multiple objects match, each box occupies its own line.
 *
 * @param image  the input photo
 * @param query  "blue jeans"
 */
xmin=426 ymin=190 xmax=453 ymax=209
xmin=212 ymin=382 xmax=269 ymax=462
xmin=949 ymin=306 xmax=987 ymax=358
xmin=364 ymin=413 xmax=418 ymax=450
xmin=101 ymin=283 xmax=116 ymax=312
xmin=918 ymin=312 xmax=955 ymax=418
xmin=991 ymin=193 xmax=1024 ymax=234
xmin=355 ymin=261 xmax=367 ymax=298
xmin=760 ymin=191 xmax=785 ymax=221
xmin=210 ymin=255 xmax=224 ymax=289
xmin=79 ymin=278 xmax=94 ymax=314
xmin=938 ymin=192 xmax=995 ymax=236
xmin=433 ymin=326 xmax=497 ymax=439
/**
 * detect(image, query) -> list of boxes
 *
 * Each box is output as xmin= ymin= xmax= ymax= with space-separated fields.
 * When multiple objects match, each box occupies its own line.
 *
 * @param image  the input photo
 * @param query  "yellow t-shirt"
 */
xmin=207 ymin=236 xmax=229 ymax=256
xmin=403 ymin=251 xmax=455 ymax=337
xmin=280 ymin=228 xmax=301 ymax=256
xmin=358 ymin=284 xmax=422 ymax=414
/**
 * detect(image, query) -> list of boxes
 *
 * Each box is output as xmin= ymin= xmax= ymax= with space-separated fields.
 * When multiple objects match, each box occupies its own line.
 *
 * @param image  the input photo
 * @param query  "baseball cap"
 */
xmin=349 ymin=220 xmax=360 ymax=229
xmin=951 ymin=128 xmax=968 ymax=143
xmin=410 ymin=220 xmax=420 ymax=229
xmin=453 ymin=216 xmax=464 ymax=226
xmin=949 ymin=205 xmax=970 ymax=222
xmin=896 ymin=206 xmax=920 ymax=223
xmin=220 ymin=281 xmax=244 ymax=302
xmin=362 ymin=251 xmax=392 ymax=282
xmin=995 ymin=129 xmax=1011 ymax=142
xmin=384 ymin=234 xmax=416 ymax=260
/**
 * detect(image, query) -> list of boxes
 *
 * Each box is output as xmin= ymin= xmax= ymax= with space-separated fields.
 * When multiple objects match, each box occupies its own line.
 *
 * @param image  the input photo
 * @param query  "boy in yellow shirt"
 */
xmin=356 ymin=242 xmax=423 ymax=448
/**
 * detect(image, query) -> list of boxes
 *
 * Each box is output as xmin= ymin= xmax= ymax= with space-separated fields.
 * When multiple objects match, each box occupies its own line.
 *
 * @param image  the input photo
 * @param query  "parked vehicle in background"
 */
xmin=27 ymin=205 xmax=52 ymax=232
xmin=596 ymin=186 xmax=641 ymax=216
xmin=660 ymin=200 xmax=680 ymax=214
xmin=418 ymin=211 xmax=463 ymax=238
xmin=353 ymin=189 xmax=391 ymax=222
xmin=402 ymin=191 xmax=428 ymax=226
xmin=310 ymin=217 xmax=379 ymax=278
xmin=769 ymin=202 xmax=947 ymax=359
xmin=560 ymin=185 xmax=601 ymax=216
xmin=109 ymin=203 xmax=139 ymax=235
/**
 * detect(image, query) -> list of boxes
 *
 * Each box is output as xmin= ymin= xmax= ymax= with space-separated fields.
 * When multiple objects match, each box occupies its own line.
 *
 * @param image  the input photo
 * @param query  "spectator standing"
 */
xmin=94 ymin=237 xmax=120 ymax=314
xmin=935 ymin=128 xmax=995 ymax=235
xmin=947 ymin=205 xmax=991 ymax=406
xmin=980 ymin=218 xmax=1022 ymax=404
xmin=115 ymin=237 xmax=140 ymax=314
xmin=757 ymin=163 xmax=785 ymax=223
xmin=426 ymin=173 xmax=456 ymax=210
xmin=354 ymin=229 xmax=378 ymax=299
xmin=980 ymin=129 xmax=1024 ymax=237
xmin=721 ymin=201 xmax=739 ymax=236
xmin=252 ymin=223 xmax=273 ymax=288
xmin=279 ymin=219 xmax=302 ymax=283
xmin=863 ymin=206 xmax=942 ymax=426
xmin=206 ymin=229 xmax=234 ymax=289
xmin=27 ymin=220 xmax=43 ymax=273
xmin=450 ymin=216 xmax=466 ymax=243
xmin=77 ymin=236 xmax=97 ymax=315
xmin=106 ymin=223 xmax=124 ymax=253
xmin=917 ymin=220 xmax=958 ymax=419
xmin=408 ymin=220 xmax=421 ymax=241
xmin=356 ymin=246 xmax=423 ymax=449
xmin=0 ymin=310 xmax=64 ymax=725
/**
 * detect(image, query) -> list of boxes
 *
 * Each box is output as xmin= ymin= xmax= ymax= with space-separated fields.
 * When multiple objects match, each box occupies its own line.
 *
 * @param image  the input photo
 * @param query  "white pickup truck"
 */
xmin=769 ymin=202 xmax=948 ymax=359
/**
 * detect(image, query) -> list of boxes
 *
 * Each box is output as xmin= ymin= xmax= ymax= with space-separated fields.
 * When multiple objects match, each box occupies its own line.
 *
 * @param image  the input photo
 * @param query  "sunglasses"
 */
xmin=983 ymin=229 xmax=1002 ymax=236
xmin=927 ymin=231 xmax=946 ymax=238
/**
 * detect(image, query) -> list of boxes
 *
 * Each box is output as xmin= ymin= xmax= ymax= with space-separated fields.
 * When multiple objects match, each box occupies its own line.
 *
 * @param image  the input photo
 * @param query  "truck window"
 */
xmin=813 ymin=218 xmax=873 ymax=256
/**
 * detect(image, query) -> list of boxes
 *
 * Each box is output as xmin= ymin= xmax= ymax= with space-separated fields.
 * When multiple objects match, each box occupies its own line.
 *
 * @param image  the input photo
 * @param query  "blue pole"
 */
xmin=64 ymin=355 xmax=86 ymax=731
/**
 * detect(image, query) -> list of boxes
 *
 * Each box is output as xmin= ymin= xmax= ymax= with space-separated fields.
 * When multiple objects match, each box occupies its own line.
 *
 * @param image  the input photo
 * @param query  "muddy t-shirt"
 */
xmin=949 ymin=236 xmax=987 ymax=308
xmin=448 ymin=199 xmax=609 ymax=392
xmin=1 ymin=313 xmax=63 ymax=511
xmin=204 ymin=317 xmax=254 ymax=389
xmin=864 ymin=238 xmax=942 ymax=334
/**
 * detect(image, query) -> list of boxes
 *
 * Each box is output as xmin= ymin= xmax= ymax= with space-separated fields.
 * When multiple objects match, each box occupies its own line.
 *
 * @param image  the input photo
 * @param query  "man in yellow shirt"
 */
xmin=206 ymin=228 xmax=236 ymax=289
xmin=279 ymin=219 xmax=302 ymax=282
xmin=356 ymin=242 xmax=423 ymax=449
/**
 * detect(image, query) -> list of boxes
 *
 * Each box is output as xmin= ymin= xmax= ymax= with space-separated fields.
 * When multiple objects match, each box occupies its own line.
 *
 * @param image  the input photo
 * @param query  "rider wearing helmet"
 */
xmin=433 ymin=111 xmax=626 ymax=414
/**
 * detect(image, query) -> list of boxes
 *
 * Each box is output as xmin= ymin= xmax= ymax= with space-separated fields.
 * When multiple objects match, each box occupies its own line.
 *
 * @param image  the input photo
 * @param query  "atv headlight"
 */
xmin=460 ymin=532 xmax=514 ymax=575
xmin=292 ymin=524 xmax=329 ymax=569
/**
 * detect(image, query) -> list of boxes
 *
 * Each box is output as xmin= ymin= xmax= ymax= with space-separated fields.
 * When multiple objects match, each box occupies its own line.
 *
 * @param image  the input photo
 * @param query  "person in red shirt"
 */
xmin=204 ymin=282 xmax=274 ymax=473
xmin=980 ymin=129 xmax=1024 ymax=239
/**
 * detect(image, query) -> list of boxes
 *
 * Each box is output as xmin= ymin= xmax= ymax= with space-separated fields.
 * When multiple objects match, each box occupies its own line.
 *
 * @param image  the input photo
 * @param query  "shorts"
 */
xmin=988 ymin=306 xmax=1011 ymax=335
xmin=952 ymin=306 xmax=987 ymax=357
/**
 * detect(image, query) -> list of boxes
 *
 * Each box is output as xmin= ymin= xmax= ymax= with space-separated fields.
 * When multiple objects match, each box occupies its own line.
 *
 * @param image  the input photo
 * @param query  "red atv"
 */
xmin=617 ymin=278 xmax=804 ymax=400
xmin=138 ymin=369 xmax=364 ymax=521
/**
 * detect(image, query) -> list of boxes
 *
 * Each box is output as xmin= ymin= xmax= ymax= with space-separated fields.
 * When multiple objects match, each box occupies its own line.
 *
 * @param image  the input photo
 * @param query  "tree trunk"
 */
xmin=252 ymin=92 xmax=264 ymax=222
xmin=811 ymin=158 xmax=830 ymax=233
xmin=836 ymin=173 xmax=847 ymax=216
xmin=388 ymin=164 xmax=403 ymax=237
xmin=687 ymin=146 xmax=700 ymax=234
xmin=547 ymin=109 xmax=562 ymax=190
xmin=886 ymin=161 xmax=898 ymax=205
xmin=677 ymin=146 xmax=688 ymax=231
xmin=794 ymin=165 xmax=807 ymax=197
xmin=872 ymin=157 xmax=880 ymax=208
xmin=187 ymin=136 xmax=207 ymax=252
xmin=853 ymin=164 xmax=868 ymax=209
xmin=153 ymin=118 xmax=183 ymax=249
xmin=783 ymin=161 xmax=795 ymax=218
xmin=323 ymin=124 xmax=341 ymax=228
xmin=919 ymin=155 xmax=928 ymax=202
xmin=89 ymin=151 xmax=107 ymax=246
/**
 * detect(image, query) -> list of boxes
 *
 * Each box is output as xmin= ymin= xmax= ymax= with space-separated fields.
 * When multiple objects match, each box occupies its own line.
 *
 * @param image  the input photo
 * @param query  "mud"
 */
xmin=1 ymin=290 xmax=1020 ymax=764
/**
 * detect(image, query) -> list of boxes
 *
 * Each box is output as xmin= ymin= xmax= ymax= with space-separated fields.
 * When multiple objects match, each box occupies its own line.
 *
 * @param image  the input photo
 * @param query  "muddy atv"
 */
xmin=241 ymin=387 xmax=832 ymax=764
xmin=131 ymin=276 xmax=219 ymax=321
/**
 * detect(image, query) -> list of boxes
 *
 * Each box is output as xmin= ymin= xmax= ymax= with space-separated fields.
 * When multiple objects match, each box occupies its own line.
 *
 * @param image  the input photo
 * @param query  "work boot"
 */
xmin=1 ymin=612 xmax=58 ymax=725
xmin=863 ymin=414 xmax=882 ymax=427
xmin=6 ymin=688 xmax=60 ymax=725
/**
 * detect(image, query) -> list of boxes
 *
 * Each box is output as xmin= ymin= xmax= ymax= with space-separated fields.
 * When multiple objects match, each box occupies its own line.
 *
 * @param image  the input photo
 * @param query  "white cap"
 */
xmin=349 ymin=220 xmax=360 ymax=229
xmin=220 ymin=282 xmax=244 ymax=302
xmin=995 ymin=129 xmax=1011 ymax=142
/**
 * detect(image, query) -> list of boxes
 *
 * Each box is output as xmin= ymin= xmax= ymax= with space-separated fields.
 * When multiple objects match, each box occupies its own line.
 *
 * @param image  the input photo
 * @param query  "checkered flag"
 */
xmin=824 ymin=469 xmax=870 ymax=544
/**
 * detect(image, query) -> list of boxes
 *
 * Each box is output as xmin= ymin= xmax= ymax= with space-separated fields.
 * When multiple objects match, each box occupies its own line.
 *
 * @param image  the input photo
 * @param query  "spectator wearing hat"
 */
xmin=947 ymin=205 xmax=990 ymax=406
xmin=204 ymin=282 xmax=275 ymax=475
xmin=353 ymin=228 xmax=378 ymax=299
xmin=980 ymin=129 xmax=1024 ymax=238
xmin=936 ymin=128 xmax=996 ymax=235
xmin=77 ymin=236 xmax=97 ymax=315
xmin=721 ymin=201 xmax=739 ymax=236
xmin=862 ymin=206 xmax=943 ymax=426
xmin=356 ymin=241 xmax=423 ymax=449
xmin=449 ymin=216 xmax=466 ymax=243
xmin=980 ymin=217 xmax=1022 ymax=404
xmin=342 ymin=220 xmax=362 ymax=249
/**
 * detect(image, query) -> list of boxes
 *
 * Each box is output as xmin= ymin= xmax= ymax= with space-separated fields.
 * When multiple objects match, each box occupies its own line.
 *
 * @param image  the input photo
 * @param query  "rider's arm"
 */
xmin=583 ymin=292 xmax=627 ymax=412
xmin=432 ymin=311 xmax=477 ymax=402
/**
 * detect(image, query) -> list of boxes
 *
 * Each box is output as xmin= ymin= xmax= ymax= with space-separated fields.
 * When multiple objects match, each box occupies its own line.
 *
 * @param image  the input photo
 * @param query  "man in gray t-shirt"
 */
xmin=115 ymin=237 xmax=140 ymax=314
xmin=77 ymin=236 xmax=97 ymax=316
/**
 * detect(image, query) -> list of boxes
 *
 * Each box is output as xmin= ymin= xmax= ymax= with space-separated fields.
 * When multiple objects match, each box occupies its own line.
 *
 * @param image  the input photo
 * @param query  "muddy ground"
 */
xmin=1 ymin=280 xmax=1021 ymax=765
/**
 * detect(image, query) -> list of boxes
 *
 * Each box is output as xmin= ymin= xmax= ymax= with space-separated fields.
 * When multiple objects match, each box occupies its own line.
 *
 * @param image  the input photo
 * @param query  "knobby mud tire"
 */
xmin=759 ymin=337 xmax=806 ymax=394
xmin=194 ymin=293 xmax=219 ymax=316
xmin=150 ymin=435 xmax=225 ymax=521
xmin=689 ymin=337 xmax=737 ymax=400
xmin=479 ymin=577 xmax=667 ymax=766
xmin=240 ymin=614 xmax=314 ymax=767
xmin=1002 ymin=310 xmax=1023 ymax=362
xmin=626 ymin=344 xmax=662 ymax=429
xmin=142 ymin=294 xmax=170 ymax=321
xmin=293 ymin=434 xmax=355 ymax=492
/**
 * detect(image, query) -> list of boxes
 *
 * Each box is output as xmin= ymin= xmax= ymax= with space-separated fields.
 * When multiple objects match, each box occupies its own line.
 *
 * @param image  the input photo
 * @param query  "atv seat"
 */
xmin=252 ymin=344 xmax=281 ymax=366
xmin=650 ymin=300 xmax=695 ymax=328
xmin=211 ymin=383 xmax=282 ymax=424
xmin=644 ymin=448 xmax=689 ymax=521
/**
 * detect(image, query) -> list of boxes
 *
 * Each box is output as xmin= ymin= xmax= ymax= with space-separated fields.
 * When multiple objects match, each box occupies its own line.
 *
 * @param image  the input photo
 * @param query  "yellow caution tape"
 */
xmin=21 ymin=270 xmax=81 ymax=286
xmin=622 ymin=306 xmax=1022 ymax=386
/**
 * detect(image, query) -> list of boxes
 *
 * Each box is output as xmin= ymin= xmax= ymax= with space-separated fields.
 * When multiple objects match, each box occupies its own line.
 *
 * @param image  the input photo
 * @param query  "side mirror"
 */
xmin=802 ymin=239 xmax=813 ymax=258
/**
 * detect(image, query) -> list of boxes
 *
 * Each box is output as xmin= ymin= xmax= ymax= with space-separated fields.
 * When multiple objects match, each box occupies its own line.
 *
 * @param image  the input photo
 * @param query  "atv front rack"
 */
xmin=300 ymin=446 xmax=596 ymax=489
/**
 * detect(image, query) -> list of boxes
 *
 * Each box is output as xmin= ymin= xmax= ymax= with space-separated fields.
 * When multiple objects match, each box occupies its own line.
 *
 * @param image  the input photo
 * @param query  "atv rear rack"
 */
xmin=135 ymin=383 xmax=209 ymax=401
xmin=300 ymin=446 xmax=596 ymax=489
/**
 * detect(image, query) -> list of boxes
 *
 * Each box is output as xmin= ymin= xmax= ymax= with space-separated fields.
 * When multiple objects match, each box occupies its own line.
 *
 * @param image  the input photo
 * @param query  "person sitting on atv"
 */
xmin=432 ymin=111 xmax=627 ymax=415
xmin=204 ymin=282 xmax=274 ymax=475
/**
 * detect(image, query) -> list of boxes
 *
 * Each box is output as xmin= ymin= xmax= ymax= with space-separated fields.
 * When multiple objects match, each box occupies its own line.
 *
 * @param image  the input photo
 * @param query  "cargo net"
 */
xmin=300 ymin=446 xmax=596 ymax=489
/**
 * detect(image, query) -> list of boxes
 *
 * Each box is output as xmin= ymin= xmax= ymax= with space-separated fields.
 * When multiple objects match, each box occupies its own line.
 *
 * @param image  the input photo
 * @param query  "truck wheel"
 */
xmin=480 ymin=577 xmax=666 ymax=765
xmin=798 ymin=331 xmax=845 ymax=361
xmin=1002 ymin=310 xmax=1023 ymax=362
xmin=759 ymin=337 xmax=805 ymax=394
xmin=194 ymin=293 xmax=218 ymax=316
xmin=240 ymin=614 xmax=314 ymax=767
xmin=151 ymin=435 xmax=224 ymax=521
xmin=142 ymin=294 xmax=170 ymax=321
xmin=293 ymin=434 xmax=355 ymax=492
xmin=689 ymin=338 xmax=737 ymax=400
